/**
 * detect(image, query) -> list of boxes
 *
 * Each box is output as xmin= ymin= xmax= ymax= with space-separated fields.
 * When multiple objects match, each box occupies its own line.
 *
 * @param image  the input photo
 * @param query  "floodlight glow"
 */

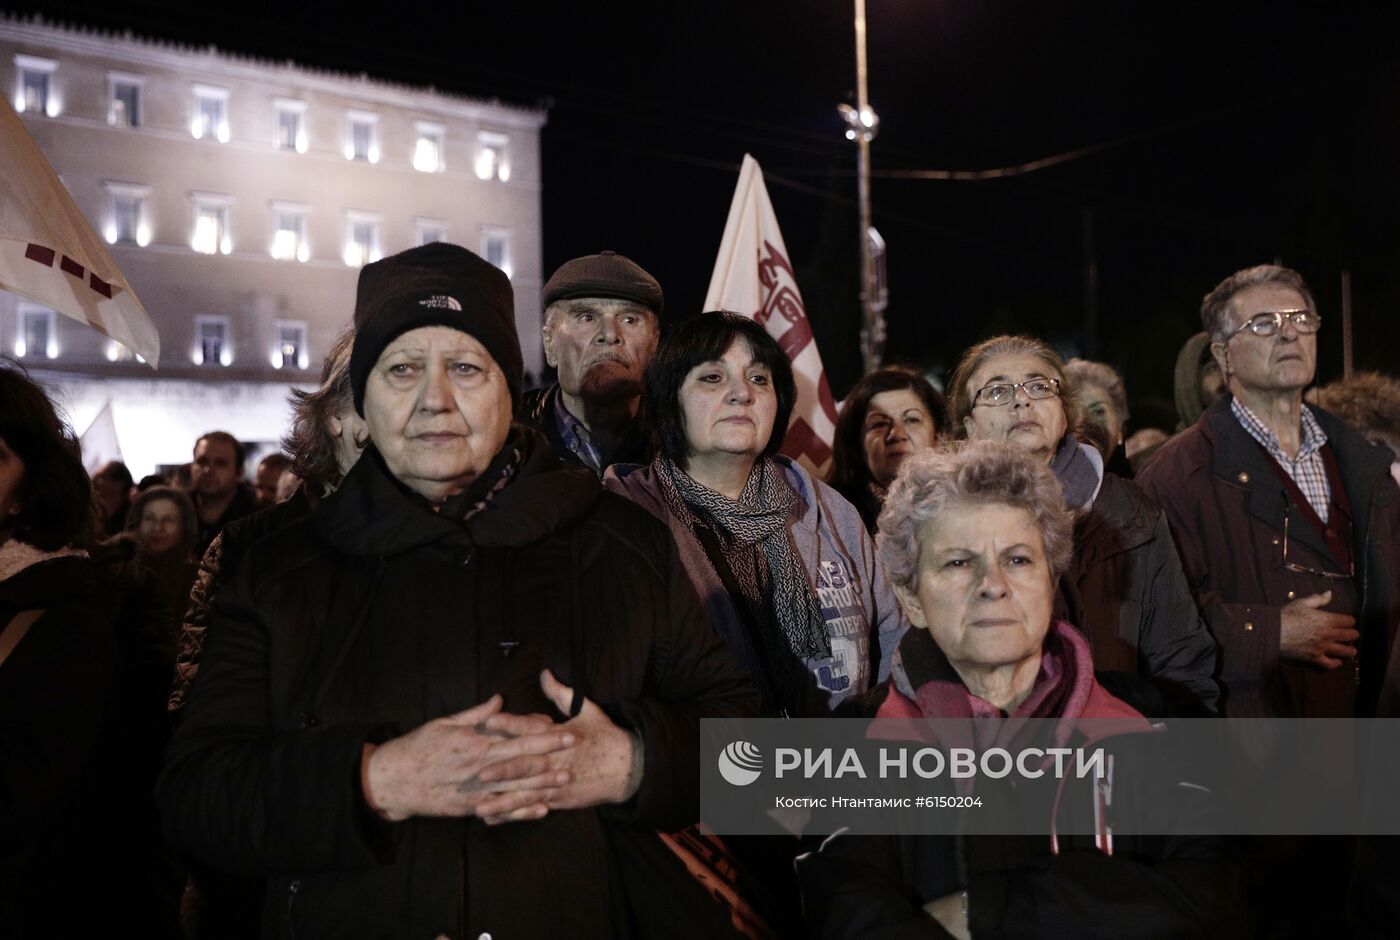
xmin=192 ymin=215 xmax=219 ymax=254
xmin=295 ymin=130 xmax=308 ymax=154
xmin=136 ymin=223 xmax=151 ymax=248
xmin=216 ymin=122 xmax=230 ymax=143
xmin=271 ymin=229 xmax=298 ymax=261
xmin=104 ymin=222 xmax=118 ymax=245
xmin=413 ymin=137 xmax=439 ymax=172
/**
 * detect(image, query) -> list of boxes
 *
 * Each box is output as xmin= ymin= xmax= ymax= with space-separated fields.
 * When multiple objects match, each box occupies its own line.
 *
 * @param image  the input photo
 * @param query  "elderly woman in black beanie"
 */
xmin=159 ymin=243 xmax=758 ymax=939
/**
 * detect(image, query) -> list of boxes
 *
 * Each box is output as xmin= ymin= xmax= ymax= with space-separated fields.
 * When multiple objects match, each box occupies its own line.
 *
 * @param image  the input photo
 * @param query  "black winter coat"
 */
xmin=158 ymin=430 xmax=760 ymax=939
xmin=0 ymin=546 xmax=119 ymax=936
xmin=1056 ymin=472 xmax=1221 ymax=715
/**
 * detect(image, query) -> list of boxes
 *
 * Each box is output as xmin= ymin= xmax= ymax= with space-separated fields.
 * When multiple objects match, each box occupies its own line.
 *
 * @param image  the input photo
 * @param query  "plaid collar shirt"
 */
xmin=552 ymin=390 xmax=604 ymax=476
xmin=1231 ymin=397 xmax=1332 ymax=522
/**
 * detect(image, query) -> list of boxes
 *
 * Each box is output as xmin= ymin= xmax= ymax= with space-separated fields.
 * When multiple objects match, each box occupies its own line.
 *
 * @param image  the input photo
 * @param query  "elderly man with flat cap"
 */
xmin=523 ymin=250 xmax=662 ymax=475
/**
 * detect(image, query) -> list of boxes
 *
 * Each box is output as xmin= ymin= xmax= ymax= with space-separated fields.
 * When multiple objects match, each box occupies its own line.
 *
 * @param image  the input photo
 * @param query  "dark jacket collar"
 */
xmin=315 ymin=425 xmax=601 ymax=557
xmin=1201 ymin=394 xmax=1395 ymax=552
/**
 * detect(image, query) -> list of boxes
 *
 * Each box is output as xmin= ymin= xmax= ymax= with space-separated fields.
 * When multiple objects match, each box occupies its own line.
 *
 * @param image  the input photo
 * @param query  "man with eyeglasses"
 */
xmin=1139 ymin=264 xmax=1400 ymax=721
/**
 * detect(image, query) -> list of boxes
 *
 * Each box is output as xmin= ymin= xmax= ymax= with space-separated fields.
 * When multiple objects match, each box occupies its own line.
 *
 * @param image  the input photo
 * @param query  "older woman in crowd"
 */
xmin=122 ymin=485 xmax=199 ymax=653
xmin=798 ymin=441 xmax=1247 ymax=939
xmin=1064 ymin=357 xmax=1134 ymax=477
xmin=828 ymin=364 xmax=945 ymax=533
xmin=948 ymin=335 xmax=1219 ymax=715
xmin=607 ymin=311 xmax=907 ymax=718
xmin=0 ymin=364 xmax=120 ymax=936
xmin=158 ymin=244 xmax=757 ymax=938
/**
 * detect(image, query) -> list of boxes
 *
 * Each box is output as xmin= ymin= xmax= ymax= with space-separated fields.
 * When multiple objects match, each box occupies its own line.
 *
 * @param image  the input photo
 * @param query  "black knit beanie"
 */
xmin=349 ymin=242 xmax=521 ymax=415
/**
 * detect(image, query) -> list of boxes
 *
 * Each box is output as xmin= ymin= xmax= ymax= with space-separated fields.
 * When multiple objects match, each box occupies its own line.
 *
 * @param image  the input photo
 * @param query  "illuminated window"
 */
xmin=345 ymin=110 xmax=378 ymax=163
xmin=413 ymin=121 xmax=444 ymax=173
xmin=344 ymin=211 xmax=381 ymax=267
xmin=104 ymin=182 xmax=151 ymax=247
xmin=194 ymin=315 xmax=231 ymax=366
xmin=190 ymin=193 xmax=233 ymax=255
xmin=192 ymin=85 xmax=230 ymax=142
xmin=108 ymin=72 xmax=142 ymax=127
xmin=481 ymin=226 xmax=511 ymax=277
xmin=14 ymin=55 xmax=56 ymax=116
xmin=15 ymin=304 xmax=56 ymax=359
xmin=275 ymin=98 xmax=306 ymax=153
xmin=273 ymin=320 xmax=308 ymax=370
xmin=475 ymin=131 xmax=509 ymax=181
xmin=270 ymin=203 xmax=308 ymax=262
xmin=414 ymin=217 xmax=448 ymax=247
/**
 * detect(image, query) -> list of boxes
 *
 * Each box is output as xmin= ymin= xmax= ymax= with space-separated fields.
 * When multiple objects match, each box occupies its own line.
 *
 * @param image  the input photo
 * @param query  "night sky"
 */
xmin=10 ymin=0 xmax=1400 ymax=430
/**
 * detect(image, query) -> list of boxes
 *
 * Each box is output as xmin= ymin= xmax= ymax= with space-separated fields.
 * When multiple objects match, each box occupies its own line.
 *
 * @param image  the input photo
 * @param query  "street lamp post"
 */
xmin=841 ymin=0 xmax=883 ymax=375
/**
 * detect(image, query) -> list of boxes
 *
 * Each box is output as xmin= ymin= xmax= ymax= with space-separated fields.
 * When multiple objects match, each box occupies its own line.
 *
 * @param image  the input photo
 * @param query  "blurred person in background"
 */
xmin=1065 ymin=357 xmax=1134 ymax=477
xmin=189 ymin=431 xmax=257 ymax=557
xmin=92 ymin=459 xmax=134 ymax=537
xmin=828 ymin=364 xmax=945 ymax=533
xmin=252 ymin=452 xmax=292 ymax=508
xmin=1311 ymin=371 xmax=1400 ymax=487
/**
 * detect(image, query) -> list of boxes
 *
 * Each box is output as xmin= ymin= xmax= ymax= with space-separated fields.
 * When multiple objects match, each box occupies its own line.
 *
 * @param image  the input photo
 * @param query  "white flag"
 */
xmin=704 ymin=154 xmax=839 ymax=477
xmin=79 ymin=399 xmax=123 ymax=474
xmin=0 ymin=95 xmax=159 ymax=365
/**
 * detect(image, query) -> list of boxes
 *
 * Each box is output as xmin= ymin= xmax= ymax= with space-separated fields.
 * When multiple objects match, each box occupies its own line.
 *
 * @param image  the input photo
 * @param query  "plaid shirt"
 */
xmin=1231 ymin=398 xmax=1332 ymax=522
xmin=552 ymin=391 xmax=604 ymax=476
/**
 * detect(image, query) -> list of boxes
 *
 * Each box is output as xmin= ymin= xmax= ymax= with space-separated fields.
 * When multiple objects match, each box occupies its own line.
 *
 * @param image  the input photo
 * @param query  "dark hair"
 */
xmin=136 ymin=473 xmax=168 ymax=492
xmin=1201 ymin=264 xmax=1316 ymax=342
xmin=195 ymin=430 xmax=246 ymax=470
xmin=283 ymin=327 xmax=358 ymax=489
xmin=829 ymin=365 xmax=945 ymax=497
xmin=95 ymin=460 xmax=134 ymax=488
xmin=125 ymin=484 xmax=198 ymax=561
xmin=644 ymin=311 xmax=796 ymax=467
xmin=257 ymin=452 xmax=292 ymax=475
xmin=0 ymin=361 xmax=92 ymax=550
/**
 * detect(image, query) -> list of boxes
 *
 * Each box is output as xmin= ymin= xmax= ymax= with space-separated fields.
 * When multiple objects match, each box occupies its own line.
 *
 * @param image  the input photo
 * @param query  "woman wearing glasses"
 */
xmin=947 ymin=335 xmax=1220 ymax=715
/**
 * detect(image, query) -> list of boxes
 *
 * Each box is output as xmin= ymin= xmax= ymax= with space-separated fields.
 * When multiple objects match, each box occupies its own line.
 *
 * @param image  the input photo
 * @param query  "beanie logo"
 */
xmin=418 ymin=294 xmax=463 ymax=311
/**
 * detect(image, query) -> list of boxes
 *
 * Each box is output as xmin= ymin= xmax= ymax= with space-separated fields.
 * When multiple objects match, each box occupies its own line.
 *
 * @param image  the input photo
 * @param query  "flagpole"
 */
xmin=853 ymin=0 xmax=882 ymax=375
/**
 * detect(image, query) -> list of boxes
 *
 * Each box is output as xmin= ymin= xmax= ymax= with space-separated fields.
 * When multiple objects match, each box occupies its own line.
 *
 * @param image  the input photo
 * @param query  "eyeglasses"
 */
xmin=972 ymin=378 xmax=1061 ymax=408
xmin=1227 ymin=309 xmax=1322 ymax=340
xmin=1281 ymin=502 xmax=1353 ymax=581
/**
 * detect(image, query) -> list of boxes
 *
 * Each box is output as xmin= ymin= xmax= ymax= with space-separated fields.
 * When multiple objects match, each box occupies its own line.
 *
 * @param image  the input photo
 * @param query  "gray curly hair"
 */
xmin=876 ymin=440 xmax=1074 ymax=592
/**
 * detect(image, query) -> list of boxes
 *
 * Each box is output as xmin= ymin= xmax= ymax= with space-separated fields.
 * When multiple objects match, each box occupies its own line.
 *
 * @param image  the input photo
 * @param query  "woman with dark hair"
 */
xmin=608 ymin=312 xmax=907 ymax=718
xmin=606 ymin=312 xmax=908 ymax=932
xmin=947 ymin=335 xmax=1219 ymax=716
xmin=0 ymin=362 xmax=120 ymax=935
xmin=121 ymin=485 xmax=199 ymax=655
xmin=828 ymin=364 xmax=945 ymax=533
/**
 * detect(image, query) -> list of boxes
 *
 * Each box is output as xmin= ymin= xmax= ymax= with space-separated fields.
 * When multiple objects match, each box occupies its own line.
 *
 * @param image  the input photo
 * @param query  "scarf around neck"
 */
xmin=655 ymin=456 xmax=832 ymax=704
xmin=1049 ymin=433 xmax=1103 ymax=511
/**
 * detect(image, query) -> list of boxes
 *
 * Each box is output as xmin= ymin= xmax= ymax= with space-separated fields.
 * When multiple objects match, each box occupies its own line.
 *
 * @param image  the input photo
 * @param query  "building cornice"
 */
xmin=0 ymin=15 xmax=549 ymax=132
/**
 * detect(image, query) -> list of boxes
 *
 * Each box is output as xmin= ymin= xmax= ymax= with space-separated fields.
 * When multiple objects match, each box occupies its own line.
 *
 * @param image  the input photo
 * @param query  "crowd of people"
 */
xmin=1 ymin=246 xmax=1398 ymax=938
